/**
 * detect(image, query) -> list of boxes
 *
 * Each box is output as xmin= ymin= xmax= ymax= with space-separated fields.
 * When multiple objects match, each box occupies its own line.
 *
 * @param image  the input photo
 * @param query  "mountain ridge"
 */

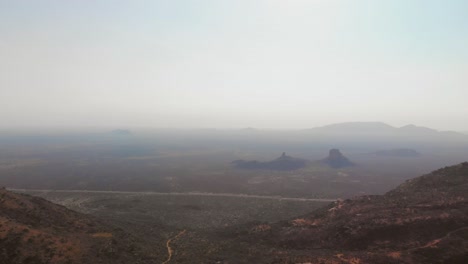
xmin=223 ymin=162 xmax=468 ymax=263
xmin=306 ymin=122 xmax=467 ymax=138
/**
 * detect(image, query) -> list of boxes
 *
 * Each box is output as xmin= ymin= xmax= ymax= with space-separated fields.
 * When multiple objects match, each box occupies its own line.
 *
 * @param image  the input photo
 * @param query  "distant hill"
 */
xmin=232 ymin=152 xmax=307 ymax=171
xmin=399 ymin=124 xmax=438 ymax=134
xmin=0 ymin=188 xmax=156 ymax=264
xmin=313 ymin=122 xmax=396 ymax=134
xmin=227 ymin=162 xmax=468 ymax=263
xmin=308 ymin=122 xmax=467 ymax=139
xmin=372 ymin=148 xmax=421 ymax=157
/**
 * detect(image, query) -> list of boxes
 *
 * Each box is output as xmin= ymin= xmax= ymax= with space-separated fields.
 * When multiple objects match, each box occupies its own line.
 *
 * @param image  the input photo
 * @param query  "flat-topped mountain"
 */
xmin=0 ymin=188 xmax=156 ymax=264
xmin=229 ymin=162 xmax=468 ymax=263
xmin=232 ymin=152 xmax=307 ymax=171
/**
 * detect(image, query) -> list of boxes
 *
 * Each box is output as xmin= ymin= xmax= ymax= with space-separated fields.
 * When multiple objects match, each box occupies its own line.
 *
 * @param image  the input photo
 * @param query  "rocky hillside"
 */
xmin=226 ymin=162 xmax=468 ymax=263
xmin=0 ymin=188 xmax=157 ymax=264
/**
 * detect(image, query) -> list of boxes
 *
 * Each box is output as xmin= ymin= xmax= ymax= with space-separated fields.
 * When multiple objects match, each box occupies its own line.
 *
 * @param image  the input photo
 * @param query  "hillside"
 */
xmin=0 ymin=188 xmax=157 ymax=264
xmin=223 ymin=162 xmax=468 ymax=263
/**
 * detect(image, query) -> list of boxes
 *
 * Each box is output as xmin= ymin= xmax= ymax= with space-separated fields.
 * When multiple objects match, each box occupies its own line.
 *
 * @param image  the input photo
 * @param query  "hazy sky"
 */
xmin=1 ymin=0 xmax=467 ymax=130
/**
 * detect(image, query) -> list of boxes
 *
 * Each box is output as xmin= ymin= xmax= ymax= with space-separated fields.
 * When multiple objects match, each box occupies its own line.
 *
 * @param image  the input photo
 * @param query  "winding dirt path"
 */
xmin=162 ymin=230 xmax=186 ymax=264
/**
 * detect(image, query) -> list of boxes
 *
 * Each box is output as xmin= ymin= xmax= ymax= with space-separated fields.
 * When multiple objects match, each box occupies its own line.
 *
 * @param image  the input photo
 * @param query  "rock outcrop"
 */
xmin=322 ymin=148 xmax=355 ymax=168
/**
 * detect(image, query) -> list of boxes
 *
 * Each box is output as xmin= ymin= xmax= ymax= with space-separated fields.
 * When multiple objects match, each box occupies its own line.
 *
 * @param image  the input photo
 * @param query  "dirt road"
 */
xmin=162 ymin=230 xmax=186 ymax=264
xmin=9 ymin=188 xmax=338 ymax=202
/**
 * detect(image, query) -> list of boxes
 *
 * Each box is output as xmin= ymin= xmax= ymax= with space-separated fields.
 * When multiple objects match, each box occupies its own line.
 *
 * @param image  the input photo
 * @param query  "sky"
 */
xmin=1 ymin=0 xmax=467 ymax=130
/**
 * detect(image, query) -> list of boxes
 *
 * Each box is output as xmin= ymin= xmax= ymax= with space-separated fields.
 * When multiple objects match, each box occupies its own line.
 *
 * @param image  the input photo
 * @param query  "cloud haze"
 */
xmin=1 ymin=0 xmax=467 ymax=130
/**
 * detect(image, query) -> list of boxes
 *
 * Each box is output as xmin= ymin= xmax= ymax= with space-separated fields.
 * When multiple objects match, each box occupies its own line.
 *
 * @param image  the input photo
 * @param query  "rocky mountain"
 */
xmin=230 ymin=162 xmax=468 ymax=263
xmin=232 ymin=152 xmax=307 ymax=171
xmin=322 ymin=148 xmax=355 ymax=168
xmin=0 ymin=188 xmax=156 ymax=264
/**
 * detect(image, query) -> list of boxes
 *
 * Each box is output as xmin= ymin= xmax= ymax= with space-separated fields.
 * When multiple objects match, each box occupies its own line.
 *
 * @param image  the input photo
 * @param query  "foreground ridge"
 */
xmin=0 ymin=188 xmax=158 ymax=264
xmin=220 ymin=162 xmax=468 ymax=263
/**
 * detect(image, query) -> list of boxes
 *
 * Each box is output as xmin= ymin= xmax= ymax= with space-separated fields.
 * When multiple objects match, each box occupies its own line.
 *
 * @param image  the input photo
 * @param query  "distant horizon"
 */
xmin=0 ymin=120 xmax=467 ymax=133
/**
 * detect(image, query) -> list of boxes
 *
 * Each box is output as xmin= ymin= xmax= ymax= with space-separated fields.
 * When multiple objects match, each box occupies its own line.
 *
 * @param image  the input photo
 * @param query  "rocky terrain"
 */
xmin=0 ymin=188 xmax=158 ymax=264
xmin=1 ymin=162 xmax=467 ymax=263
xmin=225 ymin=162 xmax=468 ymax=263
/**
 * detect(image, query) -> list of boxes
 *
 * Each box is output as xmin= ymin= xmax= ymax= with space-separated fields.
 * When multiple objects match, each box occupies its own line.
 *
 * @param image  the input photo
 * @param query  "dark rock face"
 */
xmin=232 ymin=153 xmax=306 ymax=171
xmin=322 ymin=149 xmax=354 ymax=168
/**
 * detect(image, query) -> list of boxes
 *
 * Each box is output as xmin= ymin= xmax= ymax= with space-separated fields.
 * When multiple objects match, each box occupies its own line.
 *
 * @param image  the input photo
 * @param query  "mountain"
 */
xmin=322 ymin=148 xmax=355 ymax=168
xmin=308 ymin=122 xmax=468 ymax=139
xmin=224 ymin=162 xmax=468 ymax=263
xmin=232 ymin=152 xmax=307 ymax=171
xmin=313 ymin=122 xmax=396 ymax=134
xmin=399 ymin=124 xmax=438 ymax=134
xmin=0 ymin=188 xmax=156 ymax=264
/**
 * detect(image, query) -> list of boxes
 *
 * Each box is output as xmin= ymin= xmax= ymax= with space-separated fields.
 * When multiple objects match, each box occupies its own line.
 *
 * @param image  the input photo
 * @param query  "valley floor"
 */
xmin=14 ymin=189 xmax=331 ymax=263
